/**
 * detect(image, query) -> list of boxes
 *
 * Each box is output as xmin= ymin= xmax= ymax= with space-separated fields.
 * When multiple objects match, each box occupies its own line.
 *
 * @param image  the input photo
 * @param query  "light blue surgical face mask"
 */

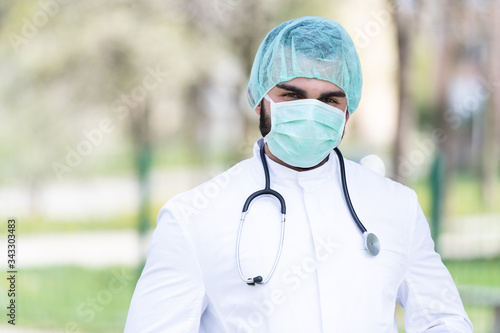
xmin=264 ymin=94 xmax=347 ymax=168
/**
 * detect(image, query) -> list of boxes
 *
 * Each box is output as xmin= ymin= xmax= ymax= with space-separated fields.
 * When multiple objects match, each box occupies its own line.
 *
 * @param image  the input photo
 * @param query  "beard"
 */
xmin=259 ymin=99 xmax=271 ymax=137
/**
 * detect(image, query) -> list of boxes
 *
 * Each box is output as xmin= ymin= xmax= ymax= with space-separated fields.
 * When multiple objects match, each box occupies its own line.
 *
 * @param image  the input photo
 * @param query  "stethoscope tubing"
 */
xmin=333 ymin=147 xmax=367 ymax=234
xmin=237 ymin=143 xmax=380 ymax=286
xmin=237 ymin=144 xmax=287 ymax=285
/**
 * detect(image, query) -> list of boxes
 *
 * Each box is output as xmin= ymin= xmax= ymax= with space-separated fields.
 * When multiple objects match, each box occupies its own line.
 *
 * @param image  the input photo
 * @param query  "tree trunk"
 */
xmin=482 ymin=0 xmax=500 ymax=208
xmin=433 ymin=0 xmax=455 ymax=182
xmin=392 ymin=1 xmax=415 ymax=183
xmin=130 ymin=100 xmax=152 ymax=236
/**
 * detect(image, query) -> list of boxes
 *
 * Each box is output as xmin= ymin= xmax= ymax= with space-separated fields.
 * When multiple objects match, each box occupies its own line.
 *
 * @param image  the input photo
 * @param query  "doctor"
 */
xmin=125 ymin=16 xmax=472 ymax=332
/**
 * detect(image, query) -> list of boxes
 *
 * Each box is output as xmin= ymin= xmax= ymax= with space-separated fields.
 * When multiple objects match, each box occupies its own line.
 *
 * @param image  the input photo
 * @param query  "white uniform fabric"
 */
xmin=125 ymin=139 xmax=472 ymax=332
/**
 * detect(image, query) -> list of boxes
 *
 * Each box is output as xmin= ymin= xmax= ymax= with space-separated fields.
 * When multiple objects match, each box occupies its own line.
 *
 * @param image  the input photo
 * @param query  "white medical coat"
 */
xmin=125 ymin=139 xmax=472 ymax=332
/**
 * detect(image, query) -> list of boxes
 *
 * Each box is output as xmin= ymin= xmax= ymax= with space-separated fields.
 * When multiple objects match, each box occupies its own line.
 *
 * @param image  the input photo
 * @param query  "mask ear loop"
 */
xmin=262 ymin=95 xmax=276 ymax=144
xmin=344 ymin=93 xmax=350 ymax=115
xmin=263 ymin=94 xmax=273 ymax=103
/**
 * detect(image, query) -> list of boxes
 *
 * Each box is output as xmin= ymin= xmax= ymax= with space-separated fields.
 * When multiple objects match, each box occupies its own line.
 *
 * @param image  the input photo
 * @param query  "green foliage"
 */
xmin=444 ymin=257 xmax=500 ymax=287
xmin=0 ymin=266 xmax=137 ymax=332
xmin=19 ymin=214 xmax=137 ymax=234
xmin=447 ymin=174 xmax=500 ymax=216
xmin=414 ymin=175 xmax=500 ymax=217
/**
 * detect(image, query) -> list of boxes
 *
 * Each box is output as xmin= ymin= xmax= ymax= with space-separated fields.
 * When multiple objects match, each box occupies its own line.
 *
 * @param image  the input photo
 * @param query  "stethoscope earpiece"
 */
xmin=246 ymin=276 xmax=263 ymax=285
xmin=236 ymin=144 xmax=286 ymax=286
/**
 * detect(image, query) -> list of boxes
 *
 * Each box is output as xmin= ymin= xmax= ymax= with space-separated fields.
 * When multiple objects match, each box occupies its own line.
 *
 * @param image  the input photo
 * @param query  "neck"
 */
xmin=264 ymin=143 xmax=329 ymax=172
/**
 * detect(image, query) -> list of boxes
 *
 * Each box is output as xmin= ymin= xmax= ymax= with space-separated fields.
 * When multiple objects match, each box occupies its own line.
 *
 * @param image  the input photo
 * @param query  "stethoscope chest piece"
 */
xmin=364 ymin=232 xmax=380 ymax=256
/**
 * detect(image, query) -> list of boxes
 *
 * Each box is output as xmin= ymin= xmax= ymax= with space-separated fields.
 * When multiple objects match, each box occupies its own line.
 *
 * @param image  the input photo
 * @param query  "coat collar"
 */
xmin=251 ymin=138 xmax=339 ymax=189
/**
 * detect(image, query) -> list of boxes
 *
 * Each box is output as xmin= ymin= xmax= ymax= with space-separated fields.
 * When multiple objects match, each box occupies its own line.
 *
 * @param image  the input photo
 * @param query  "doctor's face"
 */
xmin=255 ymin=77 xmax=349 ymax=137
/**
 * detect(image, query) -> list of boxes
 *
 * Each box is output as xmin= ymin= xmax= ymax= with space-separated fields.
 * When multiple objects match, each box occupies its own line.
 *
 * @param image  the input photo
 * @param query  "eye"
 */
xmin=283 ymin=92 xmax=299 ymax=99
xmin=321 ymin=98 xmax=338 ymax=104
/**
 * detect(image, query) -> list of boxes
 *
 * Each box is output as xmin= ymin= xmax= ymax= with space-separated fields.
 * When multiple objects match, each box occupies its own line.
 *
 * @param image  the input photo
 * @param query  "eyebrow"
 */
xmin=276 ymin=83 xmax=307 ymax=96
xmin=276 ymin=82 xmax=346 ymax=99
xmin=319 ymin=90 xmax=346 ymax=99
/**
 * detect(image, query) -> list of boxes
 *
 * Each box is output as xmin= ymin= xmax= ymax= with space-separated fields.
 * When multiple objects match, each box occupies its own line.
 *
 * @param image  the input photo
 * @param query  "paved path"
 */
xmin=15 ymin=230 xmax=152 ymax=268
xmin=4 ymin=213 xmax=498 ymax=270
xmin=440 ymin=214 xmax=500 ymax=259
xmin=0 ymin=168 xmax=222 ymax=220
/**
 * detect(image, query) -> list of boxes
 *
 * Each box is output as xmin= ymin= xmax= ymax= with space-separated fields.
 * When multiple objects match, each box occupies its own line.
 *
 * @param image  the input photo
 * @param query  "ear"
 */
xmin=255 ymin=102 xmax=262 ymax=116
xmin=345 ymin=111 xmax=350 ymax=123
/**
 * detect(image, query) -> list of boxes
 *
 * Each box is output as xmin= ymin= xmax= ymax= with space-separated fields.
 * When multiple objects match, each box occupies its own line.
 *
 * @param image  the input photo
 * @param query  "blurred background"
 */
xmin=0 ymin=0 xmax=499 ymax=332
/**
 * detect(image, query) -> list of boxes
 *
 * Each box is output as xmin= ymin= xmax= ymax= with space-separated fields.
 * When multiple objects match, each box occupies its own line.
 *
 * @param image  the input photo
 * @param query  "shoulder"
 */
xmin=341 ymin=159 xmax=423 ymax=255
xmin=158 ymin=157 xmax=258 ymax=223
xmin=342 ymin=158 xmax=420 ymax=240
xmin=344 ymin=158 xmax=417 ymax=203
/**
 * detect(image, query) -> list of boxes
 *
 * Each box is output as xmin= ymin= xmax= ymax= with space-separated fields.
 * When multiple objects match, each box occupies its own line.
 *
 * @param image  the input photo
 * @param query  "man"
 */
xmin=125 ymin=16 xmax=472 ymax=332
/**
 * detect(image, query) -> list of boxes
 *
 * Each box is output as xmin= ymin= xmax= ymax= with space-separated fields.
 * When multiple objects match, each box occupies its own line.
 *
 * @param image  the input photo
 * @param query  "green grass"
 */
xmin=1 ymin=258 xmax=498 ymax=332
xmin=19 ymin=214 xmax=136 ymax=234
xmin=444 ymin=257 xmax=500 ymax=287
xmin=0 ymin=266 xmax=140 ymax=332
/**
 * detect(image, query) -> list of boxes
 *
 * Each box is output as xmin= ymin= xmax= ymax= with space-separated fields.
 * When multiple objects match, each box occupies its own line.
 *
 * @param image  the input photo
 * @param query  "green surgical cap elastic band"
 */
xmin=247 ymin=16 xmax=363 ymax=114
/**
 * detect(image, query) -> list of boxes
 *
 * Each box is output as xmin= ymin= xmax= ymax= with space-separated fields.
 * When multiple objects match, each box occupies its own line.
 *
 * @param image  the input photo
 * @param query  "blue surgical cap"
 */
xmin=247 ymin=16 xmax=363 ymax=114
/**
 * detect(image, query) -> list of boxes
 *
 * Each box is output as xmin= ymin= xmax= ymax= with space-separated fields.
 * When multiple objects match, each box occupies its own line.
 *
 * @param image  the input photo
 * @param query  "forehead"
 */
xmin=271 ymin=77 xmax=344 ymax=93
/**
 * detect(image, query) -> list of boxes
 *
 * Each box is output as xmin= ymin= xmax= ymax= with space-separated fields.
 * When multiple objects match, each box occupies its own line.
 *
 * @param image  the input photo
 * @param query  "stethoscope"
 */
xmin=236 ymin=143 xmax=381 ymax=285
